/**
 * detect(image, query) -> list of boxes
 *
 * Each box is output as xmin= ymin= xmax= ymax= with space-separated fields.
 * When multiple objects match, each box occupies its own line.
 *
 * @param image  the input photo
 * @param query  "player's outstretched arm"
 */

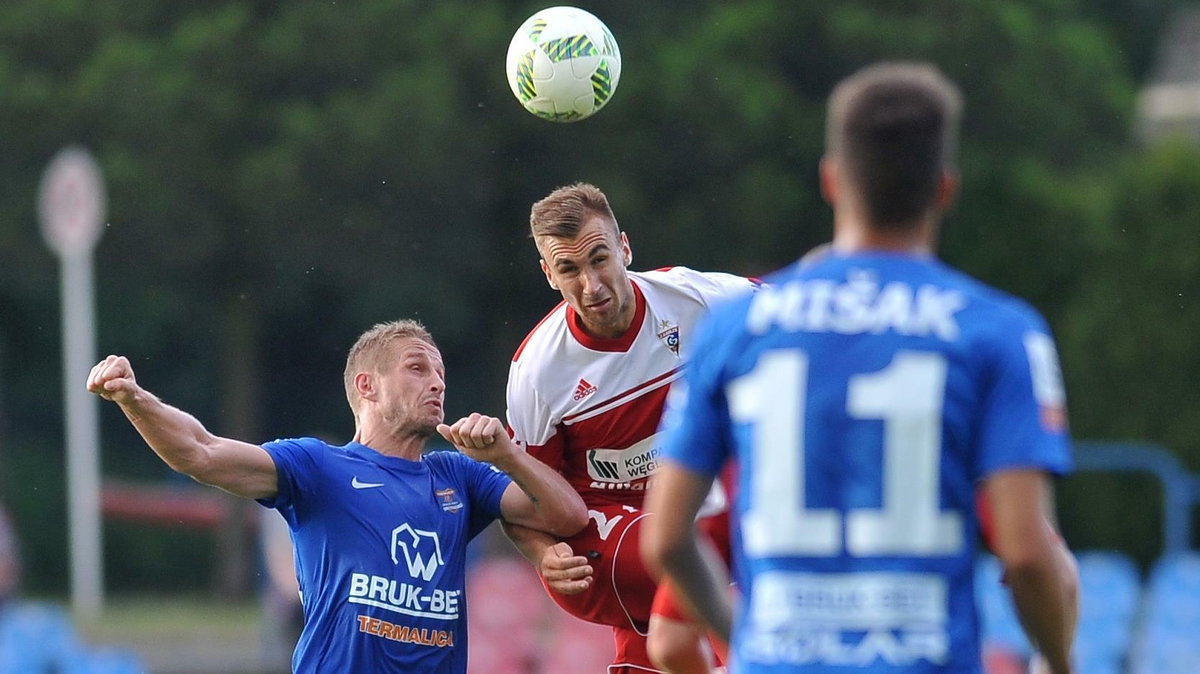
xmin=985 ymin=469 xmax=1078 ymax=674
xmin=438 ymin=413 xmax=587 ymax=538
xmin=641 ymin=462 xmax=732 ymax=644
xmin=87 ymin=355 xmax=279 ymax=500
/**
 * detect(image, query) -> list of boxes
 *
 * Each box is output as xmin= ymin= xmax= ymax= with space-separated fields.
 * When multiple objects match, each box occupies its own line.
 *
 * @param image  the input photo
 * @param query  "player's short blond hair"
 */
xmin=343 ymin=319 xmax=437 ymax=412
xmin=529 ymin=182 xmax=620 ymax=241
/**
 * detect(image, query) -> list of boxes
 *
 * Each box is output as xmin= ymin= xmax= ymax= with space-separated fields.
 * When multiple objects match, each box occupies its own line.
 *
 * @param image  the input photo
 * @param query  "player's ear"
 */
xmin=354 ymin=372 xmax=376 ymax=401
xmin=934 ymin=169 xmax=960 ymax=212
xmin=539 ymin=259 xmax=559 ymax=290
xmin=819 ymin=155 xmax=839 ymax=206
xmin=619 ymin=232 xmax=632 ymax=266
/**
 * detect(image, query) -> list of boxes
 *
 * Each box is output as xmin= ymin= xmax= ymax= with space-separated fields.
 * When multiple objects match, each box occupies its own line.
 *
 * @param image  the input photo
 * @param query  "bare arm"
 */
xmin=86 ymin=355 xmax=279 ymax=500
xmin=501 ymin=521 xmax=594 ymax=595
xmin=641 ymin=462 xmax=732 ymax=644
xmin=985 ymin=469 xmax=1078 ymax=674
xmin=501 ymin=520 xmax=556 ymax=565
xmin=437 ymin=413 xmax=587 ymax=538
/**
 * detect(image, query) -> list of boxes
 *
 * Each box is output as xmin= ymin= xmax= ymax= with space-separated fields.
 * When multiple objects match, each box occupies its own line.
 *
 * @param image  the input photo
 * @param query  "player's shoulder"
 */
xmin=510 ymin=300 xmax=571 ymax=366
xmin=633 ymin=266 xmax=757 ymax=304
xmin=830 ymin=252 xmax=1049 ymax=328
xmin=935 ymin=262 xmax=1052 ymax=333
xmin=263 ymin=436 xmax=335 ymax=454
xmin=634 ymin=265 xmax=755 ymax=287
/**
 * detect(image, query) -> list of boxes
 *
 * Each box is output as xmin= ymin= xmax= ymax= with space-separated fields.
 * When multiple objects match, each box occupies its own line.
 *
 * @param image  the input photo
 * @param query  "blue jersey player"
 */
xmin=87 ymin=319 xmax=587 ymax=673
xmin=642 ymin=63 xmax=1079 ymax=674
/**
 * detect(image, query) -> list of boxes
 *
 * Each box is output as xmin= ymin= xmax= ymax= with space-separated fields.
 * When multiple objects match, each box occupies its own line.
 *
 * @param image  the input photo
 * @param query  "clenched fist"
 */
xmin=86 ymin=355 xmax=140 ymax=405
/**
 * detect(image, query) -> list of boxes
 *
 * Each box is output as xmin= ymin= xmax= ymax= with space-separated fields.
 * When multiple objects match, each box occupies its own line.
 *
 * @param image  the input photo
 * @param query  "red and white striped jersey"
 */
xmin=506 ymin=267 xmax=757 ymax=508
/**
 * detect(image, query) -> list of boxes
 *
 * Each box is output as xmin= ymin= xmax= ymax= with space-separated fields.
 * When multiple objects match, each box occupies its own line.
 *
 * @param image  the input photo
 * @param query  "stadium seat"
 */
xmin=467 ymin=632 xmax=539 ymax=674
xmin=0 ymin=602 xmax=79 ymax=673
xmin=1130 ymin=626 xmax=1200 ymax=674
xmin=1129 ymin=551 xmax=1200 ymax=674
xmin=467 ymin=555 xmax=555 ymax=674
xmin=536 ymin=613 xmax=614 ymax=673
xmin=1077 ymin=550 xmax=1140 ymax=620
xmin=1147 ymin=550 xmax=1200 ymax=597
xmin=1074 ymin=550 xmax=1141 ymax=667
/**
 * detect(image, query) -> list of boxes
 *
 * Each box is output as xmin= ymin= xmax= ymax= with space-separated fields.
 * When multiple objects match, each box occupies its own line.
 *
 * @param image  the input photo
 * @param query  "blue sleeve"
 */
xmin=660 ymin=306 xmax=736 ymax=477
xmin=435 ymin=451 xmax=512 ymax=539
xmin=976 ymin=311 xmax=1074 ymax=479
xmin=256 ymin=438 xmax=327 ymax=520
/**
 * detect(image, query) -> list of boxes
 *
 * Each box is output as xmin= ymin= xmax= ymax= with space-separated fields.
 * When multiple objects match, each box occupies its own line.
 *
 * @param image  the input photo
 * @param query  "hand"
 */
xmin=540 ymin=541 xmax=592 ymax=595
xmin=86 ymin=355 xmax=140 ymax=405
xmin=437 ymin=413 xmax=516 ymax=464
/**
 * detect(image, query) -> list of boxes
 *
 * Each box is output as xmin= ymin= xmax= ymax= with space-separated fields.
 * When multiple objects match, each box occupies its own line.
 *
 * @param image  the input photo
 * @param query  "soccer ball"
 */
xmin=505 ymin=7 xmax=621 ymax=122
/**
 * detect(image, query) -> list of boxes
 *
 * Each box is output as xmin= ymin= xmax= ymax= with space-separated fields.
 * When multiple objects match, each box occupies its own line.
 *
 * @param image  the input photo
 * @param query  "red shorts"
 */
xmin=540 ymin=504 xmax=659 ymax=670
xmin=611 ymin=624 xmax=658 ymax=674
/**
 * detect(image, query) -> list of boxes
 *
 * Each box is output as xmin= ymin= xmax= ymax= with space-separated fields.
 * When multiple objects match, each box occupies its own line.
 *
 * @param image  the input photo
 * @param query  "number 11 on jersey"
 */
xmin=729 ymin=349 xmax=963 ymax=559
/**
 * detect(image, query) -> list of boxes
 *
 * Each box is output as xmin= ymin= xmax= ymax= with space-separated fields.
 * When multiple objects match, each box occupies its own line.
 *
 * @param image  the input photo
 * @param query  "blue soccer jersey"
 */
xmin=661 ymin=252 xmax=1073 ymax=673
xmin=257 ymin=438 xmax=511 ymax=673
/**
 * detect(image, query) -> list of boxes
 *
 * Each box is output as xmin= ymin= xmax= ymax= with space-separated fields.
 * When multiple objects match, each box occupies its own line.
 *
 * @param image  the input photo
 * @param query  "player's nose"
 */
xmin=581 ymin=267 xmax=602 ymax=295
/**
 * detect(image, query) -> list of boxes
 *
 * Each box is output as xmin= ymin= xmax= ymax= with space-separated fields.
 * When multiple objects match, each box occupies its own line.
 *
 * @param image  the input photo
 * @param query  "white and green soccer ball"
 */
xmin=505 ymin=6 xmax=621 ymax=122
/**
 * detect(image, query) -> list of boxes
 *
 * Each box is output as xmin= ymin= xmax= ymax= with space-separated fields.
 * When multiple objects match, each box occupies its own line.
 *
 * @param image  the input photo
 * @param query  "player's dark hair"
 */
xmin=344 ymin=319 xmax=437 ymax=411
xmin=826 ymin=62 xmax=962 ymax=228
xmin=529 ymin=182 xmax=619 ymax=240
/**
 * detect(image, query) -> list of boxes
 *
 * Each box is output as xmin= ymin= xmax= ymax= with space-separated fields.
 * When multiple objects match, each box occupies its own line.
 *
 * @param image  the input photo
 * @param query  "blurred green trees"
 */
xmin=0 ymin=0 xmax=1191 ymax=594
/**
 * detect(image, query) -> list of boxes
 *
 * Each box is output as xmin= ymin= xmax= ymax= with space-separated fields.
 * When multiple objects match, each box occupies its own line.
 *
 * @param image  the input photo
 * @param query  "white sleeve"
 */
xmin=689 ymin=269 xmax=759 ymax=307
xmin=504 ymin=358 xmax=558 ymax=448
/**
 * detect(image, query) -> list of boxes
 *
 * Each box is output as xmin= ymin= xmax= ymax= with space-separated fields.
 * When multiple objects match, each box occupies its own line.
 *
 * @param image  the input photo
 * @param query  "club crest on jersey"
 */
xmin=573 ymin=378 xmax=598 ymax=401
xmin=435 ymin=488 xmax=463 ymax=514
xmin=657 ymin=319 xmax=680 ymax=356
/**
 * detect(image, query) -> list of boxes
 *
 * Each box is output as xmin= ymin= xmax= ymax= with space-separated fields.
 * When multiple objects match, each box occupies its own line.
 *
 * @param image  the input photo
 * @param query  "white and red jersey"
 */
xmin=506 ymin=267 xmax=757 ymax=509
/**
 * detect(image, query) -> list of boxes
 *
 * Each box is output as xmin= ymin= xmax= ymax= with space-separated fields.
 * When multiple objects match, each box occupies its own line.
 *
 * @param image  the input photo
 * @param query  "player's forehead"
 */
xmin=393 ymin=338 xmax=444 ymax=369
xmin=539 ymin=215 xmax=618 ymax=265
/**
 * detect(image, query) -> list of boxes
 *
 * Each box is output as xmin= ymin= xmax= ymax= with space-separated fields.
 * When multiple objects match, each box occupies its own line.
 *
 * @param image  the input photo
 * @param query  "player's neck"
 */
xmin=353 ymin=426 xmax=427 ymax=461
xmin=832 ymin=212 xmax=938 ymax=256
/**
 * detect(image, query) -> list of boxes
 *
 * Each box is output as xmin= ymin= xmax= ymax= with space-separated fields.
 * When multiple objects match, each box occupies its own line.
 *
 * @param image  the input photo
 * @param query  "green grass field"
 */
xmin=76 ymin=596 xmax=281 ymax=674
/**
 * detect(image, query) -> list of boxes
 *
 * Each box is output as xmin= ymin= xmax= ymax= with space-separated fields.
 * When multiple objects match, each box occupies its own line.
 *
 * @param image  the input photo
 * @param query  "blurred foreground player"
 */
xmin=88 ymin=319 xmax=586 ymax=674
xmin=645 ymin=247 xmax=829 ymax=674
xmin=646 ymin=492 xmax=732 ymax=674
xmin=643 ymin=62 xmax=1079 ymax=673
xmin=503 ymin=183 xmax=758 ymax=672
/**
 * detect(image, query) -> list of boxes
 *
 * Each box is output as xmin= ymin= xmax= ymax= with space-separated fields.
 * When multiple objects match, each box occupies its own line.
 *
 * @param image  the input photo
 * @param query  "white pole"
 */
xmin=38 ymin=147 xmax=107 ymax=620
xmin=61 ymin=250 xmax=103 ymax=619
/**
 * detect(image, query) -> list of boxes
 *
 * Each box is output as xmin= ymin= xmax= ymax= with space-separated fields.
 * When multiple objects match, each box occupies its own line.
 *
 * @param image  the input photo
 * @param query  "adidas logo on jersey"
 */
xmin=573 ymin=378 xmax=598 ymax=401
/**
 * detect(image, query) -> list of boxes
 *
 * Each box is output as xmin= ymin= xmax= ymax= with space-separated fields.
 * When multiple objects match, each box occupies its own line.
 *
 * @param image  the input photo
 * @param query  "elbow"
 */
xmin=523 ymin=491 xmax=588 ymax=538
xmin=996 ymin=543 xmax=1047 ymax=582
xmin=549 ymin=499 xmax=588 ymax=538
